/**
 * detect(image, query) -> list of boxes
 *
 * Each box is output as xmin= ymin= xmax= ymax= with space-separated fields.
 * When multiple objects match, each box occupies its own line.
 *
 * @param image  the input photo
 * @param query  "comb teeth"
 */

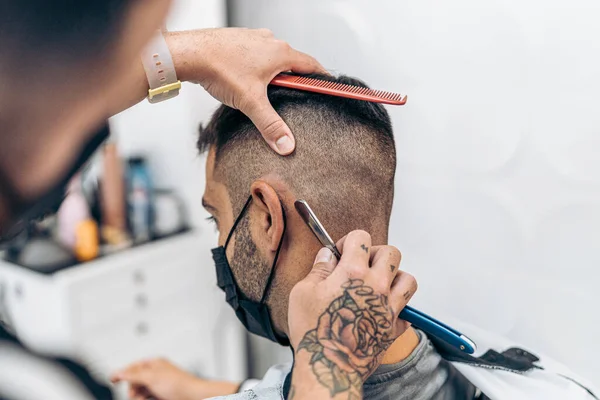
xmin=269 ymin=74 xmax=407 ymax=105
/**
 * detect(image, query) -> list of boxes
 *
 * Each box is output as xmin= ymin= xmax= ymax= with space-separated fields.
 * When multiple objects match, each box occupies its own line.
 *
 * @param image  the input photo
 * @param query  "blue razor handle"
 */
xmin=399 ymin=306 xmax=476 ymax=354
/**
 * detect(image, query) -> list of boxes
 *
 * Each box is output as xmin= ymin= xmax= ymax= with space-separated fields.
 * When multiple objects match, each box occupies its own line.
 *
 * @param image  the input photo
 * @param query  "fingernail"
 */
xmin=315 ymin=248 xmax=333 ymax=264
xmin=275 ymin=136 xmax=294 ymax=154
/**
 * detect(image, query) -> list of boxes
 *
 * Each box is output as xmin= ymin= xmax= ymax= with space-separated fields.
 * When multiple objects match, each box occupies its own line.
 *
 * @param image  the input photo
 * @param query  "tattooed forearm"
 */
xmin=296 ymin=279 xmax=395 ymax=399
xmin=360 ymin=244 xmax=369 ymax=254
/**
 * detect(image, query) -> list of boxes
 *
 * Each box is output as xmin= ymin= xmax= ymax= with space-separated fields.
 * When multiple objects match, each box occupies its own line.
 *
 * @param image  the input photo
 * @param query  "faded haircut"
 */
xmin=198 ymin=74 xmax=397 ymax=241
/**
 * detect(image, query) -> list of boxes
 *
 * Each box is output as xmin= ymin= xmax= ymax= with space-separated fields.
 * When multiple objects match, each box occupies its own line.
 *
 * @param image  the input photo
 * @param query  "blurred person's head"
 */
xmin=0 ymin=0 xmax=171 ymax=214
xmin=198 ymin=74 xmax=396 ymax=341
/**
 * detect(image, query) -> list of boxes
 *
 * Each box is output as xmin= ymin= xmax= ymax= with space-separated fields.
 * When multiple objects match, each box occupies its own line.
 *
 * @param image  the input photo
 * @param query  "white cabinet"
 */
xmin=0 ymin=232 xmax=246 ymax=398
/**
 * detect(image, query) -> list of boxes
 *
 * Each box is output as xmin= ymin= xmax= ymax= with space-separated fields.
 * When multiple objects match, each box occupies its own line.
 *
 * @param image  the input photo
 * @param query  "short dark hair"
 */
xmin=0 ymin=0 xmax=134 ymax=77
xmin=198 ymin=74 xmax=397 ymax=240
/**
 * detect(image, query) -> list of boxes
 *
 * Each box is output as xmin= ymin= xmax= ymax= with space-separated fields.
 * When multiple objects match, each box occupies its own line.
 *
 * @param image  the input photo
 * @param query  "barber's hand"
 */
xmin=166 ymin=28 xmax=327 ymax=155
xmin=111 ymin=358 xmax=238 ymax=400
xmin=288 ymin=230 xmax=417 ymax=400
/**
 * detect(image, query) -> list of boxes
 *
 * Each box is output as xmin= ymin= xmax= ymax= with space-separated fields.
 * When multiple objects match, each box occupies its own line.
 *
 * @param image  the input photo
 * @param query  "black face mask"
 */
xmin=0 ymin=124 xmax=110 ymax=248
xmin=211 ymin=196 xmax=289 ymax=346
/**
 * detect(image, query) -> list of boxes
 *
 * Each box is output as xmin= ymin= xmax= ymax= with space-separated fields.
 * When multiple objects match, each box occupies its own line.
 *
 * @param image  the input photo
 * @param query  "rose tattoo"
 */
xmin=296 ymin=279 xmax=396 ymax=399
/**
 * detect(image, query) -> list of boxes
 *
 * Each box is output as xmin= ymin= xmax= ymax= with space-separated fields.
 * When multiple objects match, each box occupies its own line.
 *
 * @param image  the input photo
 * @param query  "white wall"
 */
xmin=109 ymin=0 xmax=247 ymax=382
xmin=229 ymin=0 xmax=600 ymax=385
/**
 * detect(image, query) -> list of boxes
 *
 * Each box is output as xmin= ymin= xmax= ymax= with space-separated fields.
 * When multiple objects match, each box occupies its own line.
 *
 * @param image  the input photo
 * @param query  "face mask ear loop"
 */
xmin=260 ymin=201 xmax=287 ymax=304
xmin=224 ymin=195 xmax=253 ymax=249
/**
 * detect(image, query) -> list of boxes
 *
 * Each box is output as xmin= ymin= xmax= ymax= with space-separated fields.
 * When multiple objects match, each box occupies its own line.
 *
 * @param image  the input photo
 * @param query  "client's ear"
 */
xmin=250 ymin=180 xmax=284 ymax=252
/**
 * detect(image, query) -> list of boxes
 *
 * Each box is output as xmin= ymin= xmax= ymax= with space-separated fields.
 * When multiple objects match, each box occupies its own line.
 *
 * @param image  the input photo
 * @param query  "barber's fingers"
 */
xmin=304 ymin=248 xmax=339 ymax=283
xmin=242 ymin=91 xmax=295 ymax=155
xmin=128 ymin=385 xmax=151 ymax=400
xmin=127 ymin=386 xmax=137 ymax=399
xmin=334 ymin=230 xmax=372 ymax=278
xmin=390 ymin=270 xmax=418 ymax=315
xmin=242 ymin=48 xmax=326 ymax=155
xmin=287 ymin=49 xmax=329 ymax=75
xmin=369 ymin=245 xmax=402 ymax=280
xmin=335 ymin=230 xmax=371 ymax=256
xmin=110 ymin=363 xmax=153 ymax=386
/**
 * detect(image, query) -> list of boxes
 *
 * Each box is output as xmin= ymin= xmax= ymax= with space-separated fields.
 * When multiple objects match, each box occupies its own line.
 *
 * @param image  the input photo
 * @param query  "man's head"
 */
xmin=0 ymin=0 xmax=170 ymax=221
xmin=199 ymin=74 xmax=397 ymax=339
xmin=1 ymin=0 xmax=170 ymax=96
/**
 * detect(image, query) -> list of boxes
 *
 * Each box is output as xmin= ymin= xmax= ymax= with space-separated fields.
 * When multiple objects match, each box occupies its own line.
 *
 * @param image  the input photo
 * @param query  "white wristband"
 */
xmin=141 ymin=31 xmax=181 ymax=104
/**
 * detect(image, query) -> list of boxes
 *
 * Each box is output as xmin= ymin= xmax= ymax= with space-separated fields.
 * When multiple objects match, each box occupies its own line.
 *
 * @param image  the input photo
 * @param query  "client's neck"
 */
xmin=381 ymin=327 xmax=419 ymax=364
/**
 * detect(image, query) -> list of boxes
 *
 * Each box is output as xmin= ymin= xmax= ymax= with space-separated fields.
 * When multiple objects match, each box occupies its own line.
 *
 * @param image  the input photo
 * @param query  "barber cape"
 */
xmin=0 ymin=326 xmax=112 ymax=399
xmin=214 ymin=320 xmax=598 ymax=400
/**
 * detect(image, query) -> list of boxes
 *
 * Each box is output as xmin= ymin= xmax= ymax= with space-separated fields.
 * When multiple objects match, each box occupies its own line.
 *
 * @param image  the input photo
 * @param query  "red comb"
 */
xmin=269 ymin=74 xmax=407 ymax=106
